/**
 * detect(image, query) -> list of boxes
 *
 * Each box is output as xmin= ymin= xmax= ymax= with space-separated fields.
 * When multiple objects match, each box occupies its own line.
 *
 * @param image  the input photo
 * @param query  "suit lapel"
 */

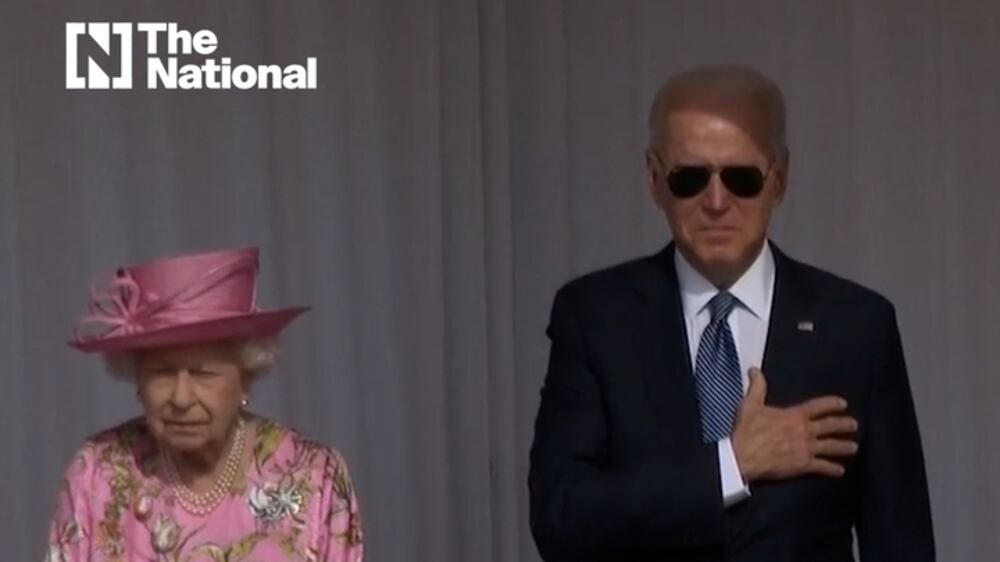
xmin=630 ymin=244 xmax=704 ymax=445
xmin=761 ymin=243 xmax=822 ymax=406
xmin=732 ymin=244 xmax=826 ymax=542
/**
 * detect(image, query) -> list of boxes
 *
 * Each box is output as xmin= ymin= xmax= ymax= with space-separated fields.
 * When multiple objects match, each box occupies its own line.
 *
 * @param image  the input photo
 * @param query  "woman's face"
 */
xmin=135 ymin=342 xmax=246 ymax=454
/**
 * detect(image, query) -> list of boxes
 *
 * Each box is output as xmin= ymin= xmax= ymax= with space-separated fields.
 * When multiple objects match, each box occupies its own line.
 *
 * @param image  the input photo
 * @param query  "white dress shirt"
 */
xmin=675 ymin=242 xmax=776 ymax=507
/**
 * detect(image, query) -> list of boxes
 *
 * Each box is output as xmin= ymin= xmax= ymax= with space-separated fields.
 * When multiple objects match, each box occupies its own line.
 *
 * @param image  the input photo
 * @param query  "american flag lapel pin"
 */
xmin=797 ymin=320 xmax=814 ymax=332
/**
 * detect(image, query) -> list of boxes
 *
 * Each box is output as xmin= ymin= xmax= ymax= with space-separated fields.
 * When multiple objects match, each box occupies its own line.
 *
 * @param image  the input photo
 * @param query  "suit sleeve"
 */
xmin=529 ymin=286 xmax=725 ymax=559
xmin=856 ymin=304 xmax=935 ymax=561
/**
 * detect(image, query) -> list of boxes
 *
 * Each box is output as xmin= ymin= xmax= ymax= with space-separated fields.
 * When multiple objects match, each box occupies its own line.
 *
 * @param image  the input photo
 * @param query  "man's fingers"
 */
xmin=745 ymin=368 xmax=767 ymax=405
xmin=810 ymin=416 xmax=858 ymax=437
xmin=807 ymin=458 xmax=847 ymax=478
xmin=798 ymin=396 xmax=849 ymax=419
xmin=811 ymin=438 xmax=858 ymax=457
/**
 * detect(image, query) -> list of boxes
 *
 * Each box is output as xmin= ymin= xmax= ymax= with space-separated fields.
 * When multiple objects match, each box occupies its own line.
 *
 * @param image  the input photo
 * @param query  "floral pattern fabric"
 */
xmin=45 ymin=417 xmax=363 ymax=562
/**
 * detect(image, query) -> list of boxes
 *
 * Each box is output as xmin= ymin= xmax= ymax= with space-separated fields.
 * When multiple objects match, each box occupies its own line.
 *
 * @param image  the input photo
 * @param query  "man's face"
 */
xmin=647 ymin=108 xmax=787 ymax=286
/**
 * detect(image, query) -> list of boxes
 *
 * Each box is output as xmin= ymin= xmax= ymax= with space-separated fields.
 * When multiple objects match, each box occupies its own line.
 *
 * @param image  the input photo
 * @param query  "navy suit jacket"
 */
xmin=529 ymin=243 xmax=934 ymax=562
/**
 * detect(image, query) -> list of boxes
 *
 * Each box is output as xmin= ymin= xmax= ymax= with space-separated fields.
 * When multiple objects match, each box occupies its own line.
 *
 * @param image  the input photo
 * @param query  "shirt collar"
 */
xmin=674 ymin=241 xmax=775 ymax=319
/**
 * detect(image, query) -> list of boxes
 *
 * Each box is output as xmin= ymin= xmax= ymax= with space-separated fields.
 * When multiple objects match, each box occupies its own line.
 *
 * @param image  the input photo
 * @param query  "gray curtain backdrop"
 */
xmin=1 ymin=1 xmax=998 ymax=560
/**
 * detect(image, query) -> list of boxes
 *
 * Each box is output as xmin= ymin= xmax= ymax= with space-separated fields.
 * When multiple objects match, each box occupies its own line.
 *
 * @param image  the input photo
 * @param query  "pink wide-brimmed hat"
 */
xmin=69 ymin=247 xmax=308 ymax=353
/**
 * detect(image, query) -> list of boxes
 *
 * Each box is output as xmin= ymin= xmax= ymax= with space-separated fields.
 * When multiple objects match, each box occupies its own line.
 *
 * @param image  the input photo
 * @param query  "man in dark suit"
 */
xmin=528 ymin=64 xmax=934 ymax=561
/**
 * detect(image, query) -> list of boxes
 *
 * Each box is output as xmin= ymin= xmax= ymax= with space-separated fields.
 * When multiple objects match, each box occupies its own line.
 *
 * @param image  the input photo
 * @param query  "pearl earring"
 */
xmin=240 ymin=397 xmax=249 ymax=407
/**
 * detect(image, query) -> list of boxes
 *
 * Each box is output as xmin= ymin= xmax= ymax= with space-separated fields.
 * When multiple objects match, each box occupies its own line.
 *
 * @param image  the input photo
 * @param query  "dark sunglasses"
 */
xmin=665 ymin=165 xmax=769 ymax=198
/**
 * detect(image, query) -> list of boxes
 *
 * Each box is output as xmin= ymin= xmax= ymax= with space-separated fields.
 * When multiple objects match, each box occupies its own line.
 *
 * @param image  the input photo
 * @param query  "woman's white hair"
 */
xmin=103 ymin=337 xmax=280 ymax=383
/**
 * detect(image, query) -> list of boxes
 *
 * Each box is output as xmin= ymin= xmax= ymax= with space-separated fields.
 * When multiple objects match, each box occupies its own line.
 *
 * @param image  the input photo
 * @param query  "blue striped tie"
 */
xmin=693 ymin=291 xmax=743 ymax=442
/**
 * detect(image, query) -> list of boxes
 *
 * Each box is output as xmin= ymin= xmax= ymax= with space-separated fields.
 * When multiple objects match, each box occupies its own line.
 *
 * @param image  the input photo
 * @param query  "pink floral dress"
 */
xmin=45 ymin=417 xmax=363 ymax=562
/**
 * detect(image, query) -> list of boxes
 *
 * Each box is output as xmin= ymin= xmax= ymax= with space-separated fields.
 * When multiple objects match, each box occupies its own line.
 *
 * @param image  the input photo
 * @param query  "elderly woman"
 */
xmin=45 ymin=248 xmax=362 ymax=562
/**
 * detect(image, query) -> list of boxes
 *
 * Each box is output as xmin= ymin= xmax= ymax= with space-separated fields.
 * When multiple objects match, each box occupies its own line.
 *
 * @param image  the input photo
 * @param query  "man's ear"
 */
xmin=645 ymin=150 xmax=667 ymax=211
xmin=772 ymin=150 xmax=790 ymax=205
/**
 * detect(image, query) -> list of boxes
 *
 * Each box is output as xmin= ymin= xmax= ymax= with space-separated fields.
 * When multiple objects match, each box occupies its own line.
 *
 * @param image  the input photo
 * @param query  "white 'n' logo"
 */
xmin=65 ymin=23 xmax=133 ymax=89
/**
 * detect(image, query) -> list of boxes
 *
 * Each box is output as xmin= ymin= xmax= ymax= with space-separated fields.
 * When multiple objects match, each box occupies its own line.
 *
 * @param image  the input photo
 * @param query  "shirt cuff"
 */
xmin=718 ymin=437 xmax=751 ymax=507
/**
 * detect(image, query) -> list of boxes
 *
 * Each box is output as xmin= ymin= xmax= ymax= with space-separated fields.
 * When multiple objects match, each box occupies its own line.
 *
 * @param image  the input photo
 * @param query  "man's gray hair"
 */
xmin=647 ymin=64 xmax=787 ymax=159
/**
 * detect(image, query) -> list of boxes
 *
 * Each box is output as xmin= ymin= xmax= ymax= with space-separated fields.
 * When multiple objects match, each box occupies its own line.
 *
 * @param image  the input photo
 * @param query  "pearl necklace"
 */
xmin=161 ymin=417 xmax=246 ymax=516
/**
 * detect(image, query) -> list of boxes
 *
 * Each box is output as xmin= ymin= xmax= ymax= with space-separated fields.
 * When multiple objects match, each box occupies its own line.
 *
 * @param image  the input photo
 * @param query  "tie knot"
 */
xmin=708 ymin=291 xmax=737 ymax=323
